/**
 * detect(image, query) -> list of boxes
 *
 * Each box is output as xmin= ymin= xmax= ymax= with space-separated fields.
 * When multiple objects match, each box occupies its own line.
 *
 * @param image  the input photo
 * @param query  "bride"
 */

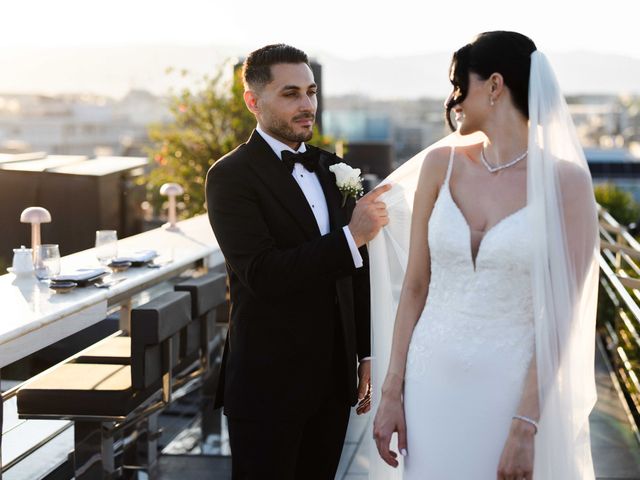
xmin=369 ymin=31 xmax=599 ymax=479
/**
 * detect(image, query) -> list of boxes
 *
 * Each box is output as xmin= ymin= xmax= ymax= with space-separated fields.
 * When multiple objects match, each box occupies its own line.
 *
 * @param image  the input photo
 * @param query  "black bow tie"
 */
xmin=281 ymin=149 xmax=319 ymax=173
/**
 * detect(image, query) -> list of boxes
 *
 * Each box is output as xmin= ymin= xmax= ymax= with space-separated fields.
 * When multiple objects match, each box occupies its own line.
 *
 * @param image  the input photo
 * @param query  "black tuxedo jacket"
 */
xmin=206 ymin=130 xmax=370 ymax=419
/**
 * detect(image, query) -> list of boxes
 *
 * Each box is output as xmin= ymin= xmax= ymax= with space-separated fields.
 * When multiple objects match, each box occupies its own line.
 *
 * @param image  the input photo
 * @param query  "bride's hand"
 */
xmin=373 ymin=389 xmax=407 ymax=468
xmin=497 ymin=420 xmax=535 ymax=480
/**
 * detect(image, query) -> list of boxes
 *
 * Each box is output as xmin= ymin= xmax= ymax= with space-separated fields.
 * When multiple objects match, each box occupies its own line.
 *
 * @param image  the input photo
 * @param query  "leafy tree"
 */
xmin=594 ymin=182 xmax=640 ymax=226
xmin=144 ymin=64 xmax=255 ymax=219
xmin=144 ymin=63 xmax=339 ymax=220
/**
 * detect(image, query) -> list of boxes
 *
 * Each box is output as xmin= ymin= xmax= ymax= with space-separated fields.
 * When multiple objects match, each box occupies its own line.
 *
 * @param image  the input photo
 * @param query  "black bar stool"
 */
xmin=17 ymin=291 xmax=192 ymax=479
xmin=174 ymin=272 xmax=227 ymax=448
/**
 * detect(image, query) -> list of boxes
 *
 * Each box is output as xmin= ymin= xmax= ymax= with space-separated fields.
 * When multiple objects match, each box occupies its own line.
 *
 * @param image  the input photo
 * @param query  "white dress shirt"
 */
xmin=256 ymin=125 xmax=363 ymax=268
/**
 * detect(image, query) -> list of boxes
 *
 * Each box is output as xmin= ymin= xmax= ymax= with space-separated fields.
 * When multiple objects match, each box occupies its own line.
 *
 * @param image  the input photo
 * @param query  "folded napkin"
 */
xmin=52 ymin=268 xmax=108 ymax=282
xmin=113 ymin=250 xmax=158 ymax=264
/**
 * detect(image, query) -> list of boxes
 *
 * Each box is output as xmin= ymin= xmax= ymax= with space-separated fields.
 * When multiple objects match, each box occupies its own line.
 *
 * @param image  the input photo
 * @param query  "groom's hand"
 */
xmin=356 ymin=360 xmax=371 ymax=415
xmin=348 ymin=184 xmax=391 ymax=247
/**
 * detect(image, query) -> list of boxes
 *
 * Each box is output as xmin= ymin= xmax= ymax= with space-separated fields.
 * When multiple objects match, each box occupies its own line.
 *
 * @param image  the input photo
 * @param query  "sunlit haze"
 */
xmin=2 ymin=0 xmax=638 ymax=59
xmin=0 ymin=0 xmax=638 ymax=98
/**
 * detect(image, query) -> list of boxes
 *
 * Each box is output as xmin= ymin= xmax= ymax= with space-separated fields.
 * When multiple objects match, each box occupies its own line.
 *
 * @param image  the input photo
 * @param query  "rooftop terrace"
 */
xmin=0 ymin=208 xmax=639 ymax=479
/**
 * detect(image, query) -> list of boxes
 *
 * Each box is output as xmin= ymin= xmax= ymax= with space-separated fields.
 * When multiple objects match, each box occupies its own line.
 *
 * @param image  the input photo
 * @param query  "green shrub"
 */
xmin=144 ymin=65 xmax=255 ymax=219
xmin=594 ymin=182 xmax=640 ymax=226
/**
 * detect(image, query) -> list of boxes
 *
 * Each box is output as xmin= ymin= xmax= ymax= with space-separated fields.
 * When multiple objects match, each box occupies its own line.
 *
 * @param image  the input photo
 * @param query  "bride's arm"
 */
xmin=373 ymin=147 xmax=450 ymax=467
xmin=514 ymin=358 xmax=540 ymax=426
xmin=504 ymin=162 xmax=597 ymax=424
xmin=498 ymin=163 xmax=598 ymax=479
xmin=381 ymin=157 xmax=442 ymax=392
xmin=497 ymin=357 xmax=539 ymax=479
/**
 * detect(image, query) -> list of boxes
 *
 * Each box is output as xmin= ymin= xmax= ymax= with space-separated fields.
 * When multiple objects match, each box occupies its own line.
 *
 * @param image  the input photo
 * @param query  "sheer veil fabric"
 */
xmin=368 ymin=51 xmax=599 ymax=479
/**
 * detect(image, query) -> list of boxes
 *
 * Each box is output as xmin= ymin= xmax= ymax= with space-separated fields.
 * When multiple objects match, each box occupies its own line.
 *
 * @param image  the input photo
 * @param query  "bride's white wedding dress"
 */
xmin=370 ymin=52 xmax=598 ymax=480
xmin=403 ymin=147 xmax=535 ymax=479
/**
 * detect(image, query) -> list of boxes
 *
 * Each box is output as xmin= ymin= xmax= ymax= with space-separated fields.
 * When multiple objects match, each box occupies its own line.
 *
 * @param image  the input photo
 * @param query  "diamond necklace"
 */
xmin=480 ymin=147 xmax=528 ymax=173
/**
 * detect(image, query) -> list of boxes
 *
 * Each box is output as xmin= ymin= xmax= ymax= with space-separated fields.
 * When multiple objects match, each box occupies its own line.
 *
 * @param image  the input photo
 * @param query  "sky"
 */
xmin=2 ymin=0 xmax=639 ymax=60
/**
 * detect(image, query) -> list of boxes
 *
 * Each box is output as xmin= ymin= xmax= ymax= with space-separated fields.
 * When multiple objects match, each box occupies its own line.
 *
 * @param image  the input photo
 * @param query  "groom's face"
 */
xmin=249 ymin=63 xmax=317 ymax=149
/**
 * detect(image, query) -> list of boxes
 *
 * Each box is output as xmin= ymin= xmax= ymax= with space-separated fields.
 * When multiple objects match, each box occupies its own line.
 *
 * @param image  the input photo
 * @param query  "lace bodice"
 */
xmin=406 ymin=147 xmax=534 ymax=377
xmin=426 ymin=148 xmax=533 ymax=324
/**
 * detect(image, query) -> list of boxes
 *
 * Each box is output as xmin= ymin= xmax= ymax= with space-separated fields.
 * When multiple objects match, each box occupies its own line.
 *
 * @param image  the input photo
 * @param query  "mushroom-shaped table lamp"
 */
xmin=160 ymin=183 xmax=184 ymax=232
xmin=20 ymin=207 xmax=51 ymax=256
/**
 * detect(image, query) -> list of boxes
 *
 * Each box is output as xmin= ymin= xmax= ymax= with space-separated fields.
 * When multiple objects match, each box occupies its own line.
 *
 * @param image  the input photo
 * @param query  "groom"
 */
xmin=206 ymin=44 xmax=389 ymax=479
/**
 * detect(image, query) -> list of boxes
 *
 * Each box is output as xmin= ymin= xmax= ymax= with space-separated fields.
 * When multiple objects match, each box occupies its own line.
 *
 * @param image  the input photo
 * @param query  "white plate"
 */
xmin=52 ymin=268 xmax=108 ymax=283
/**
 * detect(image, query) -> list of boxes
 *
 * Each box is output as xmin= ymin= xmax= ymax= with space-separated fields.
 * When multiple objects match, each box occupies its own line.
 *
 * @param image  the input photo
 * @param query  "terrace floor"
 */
xmin=4 ymin=340 xmax=638 ymax=479
xmin=153 ymin=343 xmax=640 ymax=480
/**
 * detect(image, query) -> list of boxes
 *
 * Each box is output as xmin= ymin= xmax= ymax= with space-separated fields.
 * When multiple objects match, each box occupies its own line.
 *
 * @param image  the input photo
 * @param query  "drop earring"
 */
xmin=490 ymin=97 xmax=495 ymax=106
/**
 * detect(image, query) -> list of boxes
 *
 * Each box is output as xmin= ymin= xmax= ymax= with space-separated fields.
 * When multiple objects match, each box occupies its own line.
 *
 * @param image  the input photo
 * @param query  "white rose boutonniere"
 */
xmin=329 ymin=162 xmax=364 ymax=207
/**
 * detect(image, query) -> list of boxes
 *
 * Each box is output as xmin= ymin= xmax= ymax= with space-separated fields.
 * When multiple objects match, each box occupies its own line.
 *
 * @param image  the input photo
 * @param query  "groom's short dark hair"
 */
xmin=242 ymin=44 xmax=309 ymax=91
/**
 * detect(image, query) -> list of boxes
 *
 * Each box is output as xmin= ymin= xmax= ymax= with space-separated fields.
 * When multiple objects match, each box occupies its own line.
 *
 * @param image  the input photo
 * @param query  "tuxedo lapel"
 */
xmin=245 ymin=131 xmax=320 ymax=239
xmin=314 ymin=149 xmax=346 ymax=231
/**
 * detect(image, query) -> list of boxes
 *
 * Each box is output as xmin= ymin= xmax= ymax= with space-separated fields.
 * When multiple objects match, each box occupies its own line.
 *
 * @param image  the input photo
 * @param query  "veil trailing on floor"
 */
xmin=368 ymin=51 xmax=599 ymax=479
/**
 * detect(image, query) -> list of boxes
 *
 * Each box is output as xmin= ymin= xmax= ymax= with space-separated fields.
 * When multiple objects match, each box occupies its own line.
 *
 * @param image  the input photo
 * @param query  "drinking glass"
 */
xmin=34 ymin=244 xmax=61 ymax=280
xmin=95 ymin=230 xmax=118 ymax=265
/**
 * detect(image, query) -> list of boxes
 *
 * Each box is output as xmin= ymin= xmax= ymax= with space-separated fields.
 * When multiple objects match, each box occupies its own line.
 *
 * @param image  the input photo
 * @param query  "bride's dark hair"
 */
xmin=445 ymin=31 xmax=537 ymax=131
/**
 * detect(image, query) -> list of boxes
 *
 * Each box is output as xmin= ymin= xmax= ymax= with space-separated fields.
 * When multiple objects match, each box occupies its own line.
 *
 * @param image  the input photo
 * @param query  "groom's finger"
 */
xmin=370 ymin=202 xmax=389 ymax=224
xmin=356 ymin=397 xmax=371 ymax=415
xmin=360 ymin=183 xmax=392 ymax=203
xmin=356 ymin=393 xmax=370 ymax=409
xmin=357 ymin=376 xmax=369 ymax=400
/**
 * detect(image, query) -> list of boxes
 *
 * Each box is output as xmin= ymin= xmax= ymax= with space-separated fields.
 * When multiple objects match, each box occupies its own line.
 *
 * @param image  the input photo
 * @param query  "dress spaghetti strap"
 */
xmin=444 ymin=146 xmax=455 ymax=185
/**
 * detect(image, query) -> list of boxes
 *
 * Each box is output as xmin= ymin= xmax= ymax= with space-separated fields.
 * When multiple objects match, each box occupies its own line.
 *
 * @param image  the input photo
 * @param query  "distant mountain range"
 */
xmin=1 ymin=45 xmax=639 ymax=99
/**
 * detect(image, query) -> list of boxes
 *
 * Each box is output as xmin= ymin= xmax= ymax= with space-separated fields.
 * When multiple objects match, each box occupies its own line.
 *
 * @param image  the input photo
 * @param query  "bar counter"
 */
xmin=0 ymin=214 xmax=221 ymax=476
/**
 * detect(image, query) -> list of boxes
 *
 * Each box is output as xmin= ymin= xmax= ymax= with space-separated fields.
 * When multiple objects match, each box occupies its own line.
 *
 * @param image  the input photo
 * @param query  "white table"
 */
xmin=0 ymin=214 xmax=223 ymax=476
xmin=0 ymin=215 xmax=221 ymax=368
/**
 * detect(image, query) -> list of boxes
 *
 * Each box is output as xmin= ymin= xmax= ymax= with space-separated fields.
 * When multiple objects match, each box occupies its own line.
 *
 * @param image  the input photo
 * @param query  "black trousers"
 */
xmin=227 ymin=325 xmax=351 ymax=480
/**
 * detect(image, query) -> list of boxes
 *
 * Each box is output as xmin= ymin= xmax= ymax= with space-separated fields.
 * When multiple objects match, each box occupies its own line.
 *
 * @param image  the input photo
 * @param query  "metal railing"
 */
xmin=597 ymin=205 xmax=640 ymax=442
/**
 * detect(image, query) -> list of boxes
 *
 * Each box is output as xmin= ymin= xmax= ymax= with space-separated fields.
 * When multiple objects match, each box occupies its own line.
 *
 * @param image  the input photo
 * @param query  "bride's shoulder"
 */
xmin=418 ymin=146 xmax=451 ymax=182
xmin=422 ymin=145 xmax=451 ymax=164
xmin=555 ymin=160 xmax=595 ymax=214
xmin=557 ymin=160 xmax=593 ymax=196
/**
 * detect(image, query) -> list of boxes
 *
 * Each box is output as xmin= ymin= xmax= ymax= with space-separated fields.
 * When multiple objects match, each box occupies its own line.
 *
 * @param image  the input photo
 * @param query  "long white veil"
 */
xmin=368 ymin=51 xmax=599 ymax=479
